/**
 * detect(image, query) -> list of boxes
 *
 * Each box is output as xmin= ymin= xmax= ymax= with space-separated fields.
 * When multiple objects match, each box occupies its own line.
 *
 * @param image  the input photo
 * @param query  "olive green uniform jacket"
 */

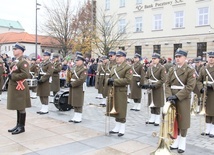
xmin=197 ymin=65 xmax=214 ymax=116
xmin=96 ymin=63 xmax=106 ymax=94
xmin=51 ymin=61 xmax=62 ymax=92
xmin=107 ymin=61 xmax=132 ymax=119
xmin=130 ymin=61 xmax=145 ymax=100
xmin=145 ymin=63 xmax=166 ymax=107
xmin=7 ymin=56 xmax=31 ymax=110
xmin=68 ymin=64 xmax=87 ymax=107
xmin=165 ymin=63 xmax=196 ymax=129
xmin=37 ymin=60 xmax=54 ymax=96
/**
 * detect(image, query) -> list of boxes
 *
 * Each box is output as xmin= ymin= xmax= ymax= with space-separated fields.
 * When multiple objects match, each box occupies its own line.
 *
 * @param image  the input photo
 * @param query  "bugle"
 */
xmin=199 ymin=76 xmax=208 ymax=115
xmin=150 ymin=101 xmax=176 ymax=155
xmin=190 ymin=93 xmax=198 ymax=116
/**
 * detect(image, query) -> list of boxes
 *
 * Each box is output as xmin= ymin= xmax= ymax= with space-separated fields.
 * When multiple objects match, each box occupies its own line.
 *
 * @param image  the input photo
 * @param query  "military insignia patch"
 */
xmin=84 ymin=72 xmax=87 ymax=75
xmin=130 ymin=70 xmax=132 ymax=74
xmin=193 ymin=74 xmax=196 ymax=78
xmin=24 ymin=64 xmax=28 ymax=67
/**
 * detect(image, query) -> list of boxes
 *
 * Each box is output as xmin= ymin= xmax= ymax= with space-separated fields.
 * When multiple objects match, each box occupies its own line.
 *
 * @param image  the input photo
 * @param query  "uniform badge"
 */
xmin=24 ymin=64 xmax=28 ymax=68
xmin=84 ymin=72 xmax=87 ymax=75
xmin=130 ymin=70 xmax=133 ymax=74
xmin=0 ymin=64 xmax=2 ymax=66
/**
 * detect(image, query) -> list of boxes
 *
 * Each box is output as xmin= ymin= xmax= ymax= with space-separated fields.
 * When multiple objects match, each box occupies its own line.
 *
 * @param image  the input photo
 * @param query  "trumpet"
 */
xmin=190 ymin=93 xmax=198 ymax=116
xmin=148 ymin=89 xmax=155 ymax=107
xmin=105 ymin=86 xmax=118 ymax=135
xmin=199 ymin=76 xmax=208 ymax=115
xmin=150 ymin=101 xmax=176 ymax=155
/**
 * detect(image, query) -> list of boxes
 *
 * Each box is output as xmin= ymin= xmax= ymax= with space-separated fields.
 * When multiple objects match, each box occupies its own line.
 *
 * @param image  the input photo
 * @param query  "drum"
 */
xmin=53 ymin=90 xmax=73 ymax=111
xmin=26 ymin=79 xmax=38 ymax=87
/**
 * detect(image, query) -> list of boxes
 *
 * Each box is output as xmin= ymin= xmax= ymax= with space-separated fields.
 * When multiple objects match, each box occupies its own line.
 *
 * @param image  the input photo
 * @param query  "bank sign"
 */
xmin=136 ymin=0 xmax=184 ymax=11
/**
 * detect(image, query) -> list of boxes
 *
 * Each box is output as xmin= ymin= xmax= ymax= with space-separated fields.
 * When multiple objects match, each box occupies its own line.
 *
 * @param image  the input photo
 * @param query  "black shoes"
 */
xmin=118 ymin=133 xmax=124 ymax=137
xmin=178 ymin=149 xmax=185 ymax=153
xmin=109 ymin=131 xmax=118 ymax=134
xmin=201 ymin=132 xmax=209 ymax=136
xmin=154 ymin=123 xmax=159 ymax=126
xmin=209 ymin=134 xmax=214 ymax=138
xmin=170 ymin=146 xmax=178 ymax=150
xmin=8 ymin=124 xmax=18 ymax=132
xmin=11 ymin=125 xmax=25 ymax=135
xmin=146 ymin=121 xmax=154 ymax=124
xmin=37 ymin=111 xmax=49 ymax=115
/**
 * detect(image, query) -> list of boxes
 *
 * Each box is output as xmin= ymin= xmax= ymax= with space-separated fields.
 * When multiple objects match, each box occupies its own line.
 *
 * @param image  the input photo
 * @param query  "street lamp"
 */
xmin=35 ymin=0 xmax=41 ymax=58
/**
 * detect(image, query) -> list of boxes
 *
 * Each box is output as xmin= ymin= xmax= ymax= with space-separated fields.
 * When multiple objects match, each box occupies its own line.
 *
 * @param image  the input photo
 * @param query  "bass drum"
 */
xmin=54 ymin=90 xmax=73 ymax=111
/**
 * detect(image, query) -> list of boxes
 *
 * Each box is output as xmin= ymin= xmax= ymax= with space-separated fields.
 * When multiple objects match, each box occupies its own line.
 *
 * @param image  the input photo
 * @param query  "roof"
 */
xmin=0 ymin=32 xmax=60 ymax=47
xmin=0 ymin=18 xmax=24 ymax=30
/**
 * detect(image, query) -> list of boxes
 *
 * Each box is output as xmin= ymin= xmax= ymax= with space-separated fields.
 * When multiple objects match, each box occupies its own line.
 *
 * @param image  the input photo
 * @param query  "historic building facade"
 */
xmin=95 ymin=0 xmax=214 ymax=60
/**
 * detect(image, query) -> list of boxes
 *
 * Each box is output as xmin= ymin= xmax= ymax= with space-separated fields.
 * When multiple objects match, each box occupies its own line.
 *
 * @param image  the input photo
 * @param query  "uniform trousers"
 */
xmin=133 ymin=99 xmax=141 ymax=103
xmin=74 ymin=106 xmax=83 ymax=113
xmin=116 ymin=118 xmax=126 ymax=123
xmin=150 ymin=107 xmax=160 ymax=115
xmin=39 ymin=96 xmax=49 ymax=105
xmin=206 ymin=116 xmax=214 ymax=124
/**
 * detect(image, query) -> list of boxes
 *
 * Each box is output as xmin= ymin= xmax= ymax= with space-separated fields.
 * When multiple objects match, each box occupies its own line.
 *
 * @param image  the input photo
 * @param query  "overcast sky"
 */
xmin=0 ymin=0 xmax=86 ymax=35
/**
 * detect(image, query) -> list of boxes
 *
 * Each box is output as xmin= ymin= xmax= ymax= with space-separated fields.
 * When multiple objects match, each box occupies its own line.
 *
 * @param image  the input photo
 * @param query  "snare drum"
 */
xmin=26 ymin=79 xmax=38 ymax=87
xmin=53 ymin=90 xmax=73 ymax=111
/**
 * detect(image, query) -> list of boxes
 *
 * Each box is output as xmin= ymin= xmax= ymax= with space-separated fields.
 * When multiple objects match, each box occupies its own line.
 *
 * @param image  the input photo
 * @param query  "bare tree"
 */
xmin=41 ymin=0 xmax=75 ymax=57
xmin=92 ymin=9 xmax=130 ymax=56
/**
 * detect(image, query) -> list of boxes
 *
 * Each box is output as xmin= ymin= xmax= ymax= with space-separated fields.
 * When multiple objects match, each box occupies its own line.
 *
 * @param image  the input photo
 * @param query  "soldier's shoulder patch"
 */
xmin=24 ymin=64 xmax=28 ymax=68
xmin=84 ymin=72 xmax=87 ymax=75
xmin=130 ymin=70 xmax=132 ymax=74
xmin=193 ymin=73 xmax=196 ymax=78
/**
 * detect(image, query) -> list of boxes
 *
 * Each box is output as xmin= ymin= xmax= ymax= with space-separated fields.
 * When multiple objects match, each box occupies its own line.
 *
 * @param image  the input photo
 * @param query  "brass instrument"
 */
xmin=199 ymin=76 xmax=208 ymax=115
xmin=150 ymin=101 xmax=176 ymax=155
xmin=105 ymin=86 xmax=118 ymax=135
xmin=190 ymin=93 xmax=198 ymax=116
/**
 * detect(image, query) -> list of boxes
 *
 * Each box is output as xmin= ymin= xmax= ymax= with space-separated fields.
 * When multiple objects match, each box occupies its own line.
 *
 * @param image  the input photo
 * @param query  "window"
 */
xmin=153 ymin=14 xmax=162 ymax=30
xmin=5 ymin=46 xmax=7 ymax=51
xmin=119 ymin=46 xmax=125 ymax=50
xmin=174 ymin=11 xmax=184 ymax=28
xmin=105 ymin=0 xmax=110 ymax=10
xmin=198 ymin=7 xmax=209 ymax=26
xmin=119 ymin=0 xmax=125 ymax=7
xmin=136 ymin=0 xmax=142 ymax=4
xmin=135 ymin=17 xmax=143 ymax=32
xmin=118 ymin=19 xmax=126 ymax=33
xmin=135 ymin=46 xmax=142 ymax=55
xmin=153 ymin=45 xmax=161 ymax=54
xmin=197 ymin=42 xmax=207 ymax=60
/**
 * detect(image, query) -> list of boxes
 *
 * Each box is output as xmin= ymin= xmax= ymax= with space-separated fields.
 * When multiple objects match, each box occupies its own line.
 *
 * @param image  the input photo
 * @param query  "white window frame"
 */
xmin=119 ymin=0 xmax=125 ymax=8
xmin=105 ymin=0 xmax=110 ymax=10
xmin=153 ymin=14 xmax=162 ymax=30
xmin=174 ymin=11 xmax=184 ymax=28
xmin=118 ymin=19 xmax=126 ymax=33
xmin=135 ymin=17 xmax=143 ymax=32
xmin=136 ymin=0 xmax=143 ymax=4
xmin=197 ymin=7 xmax=209 ymax=26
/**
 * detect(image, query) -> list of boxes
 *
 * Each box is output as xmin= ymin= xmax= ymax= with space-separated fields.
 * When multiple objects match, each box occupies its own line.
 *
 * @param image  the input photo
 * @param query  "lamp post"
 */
xmin=35 ymin=0 xmax=41 ymax=58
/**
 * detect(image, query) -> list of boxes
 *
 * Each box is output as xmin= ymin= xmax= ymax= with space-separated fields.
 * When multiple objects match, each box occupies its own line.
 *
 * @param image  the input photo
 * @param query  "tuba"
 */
xmin=150 ymin=101 xmax=176 ymax=155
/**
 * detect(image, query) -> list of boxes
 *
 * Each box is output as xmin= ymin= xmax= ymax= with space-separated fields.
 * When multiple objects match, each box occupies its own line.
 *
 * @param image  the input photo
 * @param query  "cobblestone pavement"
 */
xmin=0 ymin=86 xmax=213 ymax=155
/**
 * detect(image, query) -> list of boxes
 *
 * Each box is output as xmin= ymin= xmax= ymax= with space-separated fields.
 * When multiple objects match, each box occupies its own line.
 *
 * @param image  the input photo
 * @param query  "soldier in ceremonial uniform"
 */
xmin=197 ymin=51 xmax=214 ymax=138
xmin=165 ymin=49 xmax=196 ymax=153
xmin=100 ymin=56 xmax=109 ymax=106
xmin=164 ymin=57 xmax=174 ymax=73
xmin=95 ymin=58 xmax=106 ymax=99
xmin=130 ymin=53 xmax=145 ymax=111
xmin=7 ymin=43 xmax=31 ymax=134
xmin=67 ymin=55 xmax=87 ymax=123
xmin=37 ymin=52 xmax=54 ymax=114
xmin=107 ymin=51 xmax=132 ymax=137
xmin=50 ymin=54 xmax=62 ymax=103
xmin=143 ymin=53 xmax=166 ymax=126
xmin=29 ymin=57 xmax=39 ymax=99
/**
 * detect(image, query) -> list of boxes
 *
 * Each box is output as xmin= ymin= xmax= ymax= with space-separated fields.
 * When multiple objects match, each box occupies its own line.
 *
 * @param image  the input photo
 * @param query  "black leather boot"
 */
xmin=8 ymin=111 xmax=19 ymax=132
xmin=12 ymin=113 xmax=26 ymax=135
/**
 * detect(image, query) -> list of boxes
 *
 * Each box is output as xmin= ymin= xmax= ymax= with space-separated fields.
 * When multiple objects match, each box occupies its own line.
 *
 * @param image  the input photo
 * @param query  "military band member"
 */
xmin=36 ymin=52 xmax=54 ymax=114
xmin=193 ymin=57 xmax=203 ymax=112
xmin=164 ymin=57 xmax=173 ymax=73
xmin=130 ymin=53 xmax=145 ymax=111
xmin=165 ymin=49 xmax=196 ymax=153
xmin=107 ymin=51 xmax=132 ymax=137
xmin=67 ymin=55 xmax=87 ymax=123
xmin=143 ymin=53 xmax=166 ymax=126
xmin=100 ymin=55 xmax=109 ymax=106
xmin=7 ymin=43 xmax=31 ymax=134
xmin=95 ymin=58 xmax=106 ymax=99
xmin=29 ymin=57 xmax=39 ymax=99
xmin=197 ymin=51 xmax=214 ymax=138
xmin=50 ymin=54 xmax=62 ymax=103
